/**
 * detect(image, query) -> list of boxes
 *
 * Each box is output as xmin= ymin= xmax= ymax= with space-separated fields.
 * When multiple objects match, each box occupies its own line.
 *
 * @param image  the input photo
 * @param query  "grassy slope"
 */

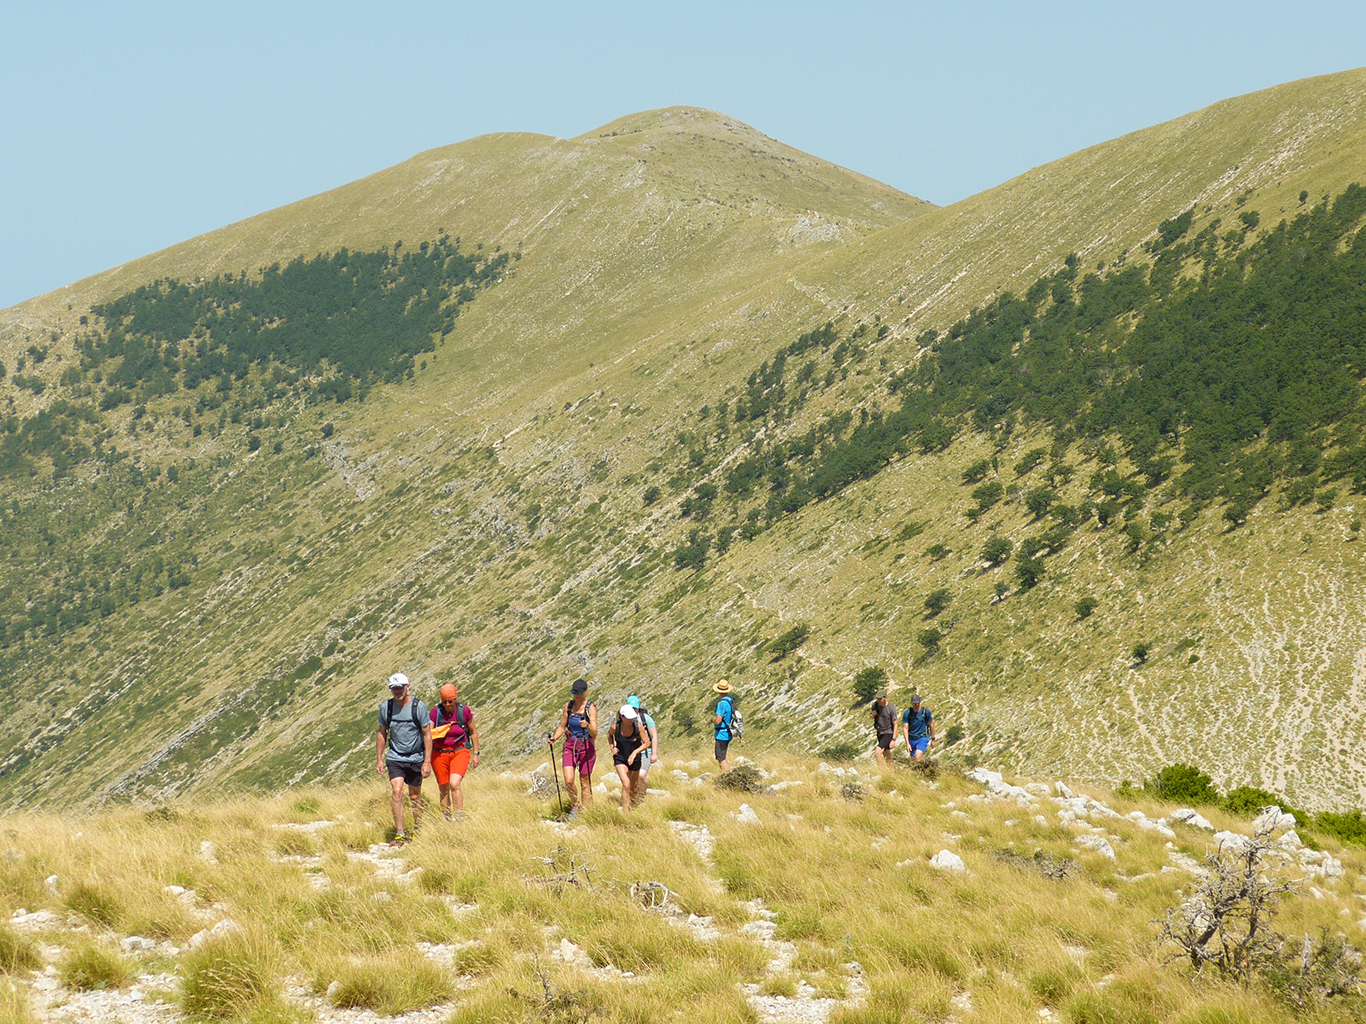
xmin=0 ymin=756 xmax=1360 ymax=1024
xmin=2 ymin=75 xmax=1366 ymax=811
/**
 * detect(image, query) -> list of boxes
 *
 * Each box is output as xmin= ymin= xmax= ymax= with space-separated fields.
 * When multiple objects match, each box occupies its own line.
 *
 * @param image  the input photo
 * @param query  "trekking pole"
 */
xmin=548 ymin=735 xmax=564 ymax=816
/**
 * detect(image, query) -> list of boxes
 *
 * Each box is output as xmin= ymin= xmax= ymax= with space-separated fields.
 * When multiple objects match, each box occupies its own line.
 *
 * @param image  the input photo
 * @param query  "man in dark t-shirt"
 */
xmin=871 ymin=694 xmax=898 ymax=765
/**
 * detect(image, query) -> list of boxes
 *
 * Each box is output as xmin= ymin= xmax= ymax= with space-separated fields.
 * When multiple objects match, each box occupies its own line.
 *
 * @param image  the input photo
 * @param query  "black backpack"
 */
xmin=382 ymin=698 xmax=425 ymax=757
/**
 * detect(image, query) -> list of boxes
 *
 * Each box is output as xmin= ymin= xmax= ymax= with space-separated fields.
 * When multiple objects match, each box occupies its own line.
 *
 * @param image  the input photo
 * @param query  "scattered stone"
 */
xmin=1126 ymin=811 xmax=1176 ymax=838
xmin=187 ymin=917 xmax=243 ymax=950
xmin=1213 ymin=831 xmax=1251 ymax=855
xmin=732 ymin=803 xmax=762 ymax=825
xmin=739 ymin=920 xmax=777 ymax=943
xmin=1170 ymin=808 xmax=1214 ymax=830
xmin=9 ymin=908 xmax=64 ymax=932
xmin=930 ymin=850 xmax=966 ymax=872
xmin=769 ymin=780 xmax=805 ymax=792
xmin=1055 ymin=782 xmax=1074 ymax=799
xmin=199 ymin=840 xmax=218 ymax=864
xmin=119 ymin=935 xmax=157 ymax=953
xmin=44 ymin=874 xmax=59 ymax=894
xmin=1254 ymin=807 xmax=1296 ymax=833
xmin=1074 ymin=835 xmax=1116 ymax=860
xmin=1024 ymin=783 xmax=1052 ymax=797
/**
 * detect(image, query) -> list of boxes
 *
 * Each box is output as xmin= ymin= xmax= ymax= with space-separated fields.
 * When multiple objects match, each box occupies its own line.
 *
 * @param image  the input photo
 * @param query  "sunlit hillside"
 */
xmin=3 ymin=73 xmax=1366 ymax=815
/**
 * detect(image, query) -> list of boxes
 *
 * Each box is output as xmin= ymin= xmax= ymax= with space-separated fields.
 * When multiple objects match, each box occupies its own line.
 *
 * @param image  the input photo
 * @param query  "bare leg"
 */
xmin=615 ymin=764 xmax=632 ymax=811
xmin=449 ymin=772 xmax=465 ymax=813
xmin=389 ymin=776 xmax=406 ymax=834
xmin=438 ymin=783 xmax=453 ymax=816
xmin=579 ymin=772 xmax=593 ymax=806
xmin=629 ymin=770 xmax=643 ymax=806
xmin=874 ymin=744 xmax=886 ymax=766
xmin=408 ymin=784 xmax=424 ymax=831
xmin=563 ymin=766 xmax=580 ymax=809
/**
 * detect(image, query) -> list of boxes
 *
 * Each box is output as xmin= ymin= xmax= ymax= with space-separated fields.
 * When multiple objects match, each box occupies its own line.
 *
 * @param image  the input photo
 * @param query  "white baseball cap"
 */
xmin=387 ymin=672 xmax=409 ymax=690
xmin=619 ymin=705 xmax=639 ymax=720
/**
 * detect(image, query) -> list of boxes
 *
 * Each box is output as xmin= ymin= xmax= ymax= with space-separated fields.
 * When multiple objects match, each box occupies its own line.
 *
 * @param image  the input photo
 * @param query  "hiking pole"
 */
xmin=548 ymin=735 xmax=564 ymax=816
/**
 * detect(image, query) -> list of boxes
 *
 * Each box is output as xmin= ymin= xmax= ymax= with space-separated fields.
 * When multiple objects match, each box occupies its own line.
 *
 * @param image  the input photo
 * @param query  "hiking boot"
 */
xmin=389 ymin=832 xmax=407 ymax=847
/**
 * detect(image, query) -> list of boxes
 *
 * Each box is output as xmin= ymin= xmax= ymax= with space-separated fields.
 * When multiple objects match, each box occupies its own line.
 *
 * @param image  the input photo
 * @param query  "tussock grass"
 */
xmin=0 ymin=928 xmax=38 ymax=975
xmin=58 ymin=941 xmax=133 ymax=991
xmin=325 ymin=956 xmax=450 ymax=1014
xmin=0 ymin=757 xmax=1359 ymax=1021
xmin=0 ymin=979 xmax=33 ymax=1024
xmin=181 ymin=933 xmax=280 ymax=1021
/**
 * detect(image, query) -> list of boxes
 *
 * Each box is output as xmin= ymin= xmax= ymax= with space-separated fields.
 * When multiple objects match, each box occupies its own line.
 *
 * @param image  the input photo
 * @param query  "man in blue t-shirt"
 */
xmin=712 ymin=679 xmax=734 ymax=772
xmin=376 ymin=672 xmax=431 ymax=845
xmin=901 ymin=692 xmax=936 ymax=761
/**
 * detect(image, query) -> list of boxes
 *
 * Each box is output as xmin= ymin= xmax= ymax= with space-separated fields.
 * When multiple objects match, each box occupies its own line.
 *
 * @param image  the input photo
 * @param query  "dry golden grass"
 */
xmin=0 ymin=752 xmax=1361 ymax=1021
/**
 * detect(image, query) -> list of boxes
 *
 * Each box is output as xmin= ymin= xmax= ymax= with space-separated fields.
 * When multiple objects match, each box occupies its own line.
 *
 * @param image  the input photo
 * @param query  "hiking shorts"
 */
xmin=714 ymin=739 xmax=730 ymax=762
xmin=907 ymin=736 xmax=931 ymax=756
xmin=876 ymin=732 xmax=894 ymax=751
xmin=562 ymin=737 xmax=596 ymax=776
xmin=387 ymin=762 xmax=424 ymax=787
xmin=433 ymin=748 xmax=471 ymax=785
xmin=638 ymin=753 xmax=653 ymax=776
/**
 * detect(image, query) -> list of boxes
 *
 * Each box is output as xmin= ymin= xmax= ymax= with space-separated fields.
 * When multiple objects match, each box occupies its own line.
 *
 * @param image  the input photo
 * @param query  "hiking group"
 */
xmin=376 ymin=672 xmax=480 ymax=845
xmin=545 ymin=677 xmax=738 ymax=816
xmin=380 ymin=671 xmax=937 ymax=839
xmin=869 ymin=690 xmax=936 ymax=766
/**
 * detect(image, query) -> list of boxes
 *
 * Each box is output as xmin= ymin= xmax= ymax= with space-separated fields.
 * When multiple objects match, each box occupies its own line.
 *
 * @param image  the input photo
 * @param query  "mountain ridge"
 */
xmin=2 ymin=76 xmax=1366 ymax=813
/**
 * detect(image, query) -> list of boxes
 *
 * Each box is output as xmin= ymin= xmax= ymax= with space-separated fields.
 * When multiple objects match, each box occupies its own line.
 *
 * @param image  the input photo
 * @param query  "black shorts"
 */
xmin=876 ymin=732 xmax=894 ymax=751
xmin=387 ymin=762 xmax=423 ymax=787
xmin=714 ymin=738 xmax=730 ymax=762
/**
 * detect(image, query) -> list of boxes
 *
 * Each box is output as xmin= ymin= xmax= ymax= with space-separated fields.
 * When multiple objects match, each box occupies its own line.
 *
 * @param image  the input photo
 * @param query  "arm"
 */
xmin=587 ymin=704 xmax=599 ymax=740
xmin=468 ymin=718 xmax=480 ymax=769
xmin=928 ymin=714 xmax=936 ymax=746
xmin=648 ymin=721 xmax=660 ymax=763
xmin=421 ymin=723 xmax=433 ymax=778
xmin=376 ymin=726 xmax=388 ymax=774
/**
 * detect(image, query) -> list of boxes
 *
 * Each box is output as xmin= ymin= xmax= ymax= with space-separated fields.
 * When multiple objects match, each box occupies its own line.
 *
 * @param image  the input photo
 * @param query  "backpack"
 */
xmin=729 ymin=705 xmax=744 ymax=740
xmin=433 ymin=704 xmax=471 ymax=749
xmin=381 ymin=698 xmax=425 ymax=757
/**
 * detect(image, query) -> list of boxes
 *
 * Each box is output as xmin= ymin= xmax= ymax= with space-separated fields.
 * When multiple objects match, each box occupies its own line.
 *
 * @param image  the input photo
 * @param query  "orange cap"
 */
xmin=439 ymin=683 xmax=458 ymax=700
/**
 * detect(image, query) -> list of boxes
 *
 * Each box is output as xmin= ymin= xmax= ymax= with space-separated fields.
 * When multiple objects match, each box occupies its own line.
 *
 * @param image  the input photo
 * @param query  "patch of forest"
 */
xmin=660 ymin=184 xmax=1366 ymax=575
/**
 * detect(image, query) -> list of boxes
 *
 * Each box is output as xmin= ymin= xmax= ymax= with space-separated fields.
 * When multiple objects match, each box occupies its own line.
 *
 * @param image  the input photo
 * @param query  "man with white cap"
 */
xmin=712 ymin=679 xmax=735 ymax=772
xmin=376 ymin=672 xmax=431 ymax=844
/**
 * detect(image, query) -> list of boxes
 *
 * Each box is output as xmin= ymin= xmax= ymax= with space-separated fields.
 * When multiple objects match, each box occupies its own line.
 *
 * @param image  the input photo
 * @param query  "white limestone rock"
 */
xmin=1170 ymin=808 xmax=1214 ymax=830
xmin=1074 ymin=835 xmax=1116 ymax=860
xmin=930 ymin=849 xmax=966 ymax=872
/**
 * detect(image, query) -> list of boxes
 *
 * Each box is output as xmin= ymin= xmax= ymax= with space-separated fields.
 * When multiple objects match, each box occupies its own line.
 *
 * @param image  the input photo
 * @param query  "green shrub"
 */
xmin=1315 ymin=810 xmax=1366 ymax=846
xmin=818 ymin=742 xmax=862 ymax=763
xmin=852 ymin=667 xmax=888 ymax=704
xmin=980 ymin=536 xmax=1013 ymax=567
xmin=916 ymin=628 xmax=942 ymax=655
xmin=1146 ymin=764 xmax=1219 ymax=805
xmin=59 ymin=943 xmax=132 ymax=991
xmin=923 ymin=588 xmax=951 ymax=617
xmin=767 ymin=624 xmax=810 ymax=659
xmin=1223 ymin=785 xmax=1281 ymax=817
xmin=0 ymin=926 xmax=40 ymax=974
xmin=1075 ymin=596 xmax=1098 ymax=620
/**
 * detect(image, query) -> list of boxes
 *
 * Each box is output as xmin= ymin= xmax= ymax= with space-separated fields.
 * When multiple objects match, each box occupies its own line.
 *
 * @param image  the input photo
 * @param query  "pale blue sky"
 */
xmin=3 ymin=2 xmax=1364 ymax=309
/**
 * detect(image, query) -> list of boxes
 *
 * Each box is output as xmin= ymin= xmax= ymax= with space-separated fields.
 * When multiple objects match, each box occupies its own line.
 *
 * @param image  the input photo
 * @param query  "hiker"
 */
xmin=871 ymin=692 xmax=898 ymax=766
xmin=712 ymin=679 xmax=735 ymax=772
xmin=609 ymin=704 xmax=647 ymax=811
xmin=548 ymin=678 xmax=597 ymax=814
xmin=902 ymin=692 xmax=936 ymax=761
xmin=376 ymin=672 xmax=431 ymax=844
xmin=626 ymin=694 xmax=659 ymax=804
xmin=431 ymin=683 xmax=479 ymax=819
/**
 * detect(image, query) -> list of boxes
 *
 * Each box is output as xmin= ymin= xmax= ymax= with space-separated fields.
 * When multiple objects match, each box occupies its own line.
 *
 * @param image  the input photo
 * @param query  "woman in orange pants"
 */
xmin=430 ymin=683 xmax=479 ymax=818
